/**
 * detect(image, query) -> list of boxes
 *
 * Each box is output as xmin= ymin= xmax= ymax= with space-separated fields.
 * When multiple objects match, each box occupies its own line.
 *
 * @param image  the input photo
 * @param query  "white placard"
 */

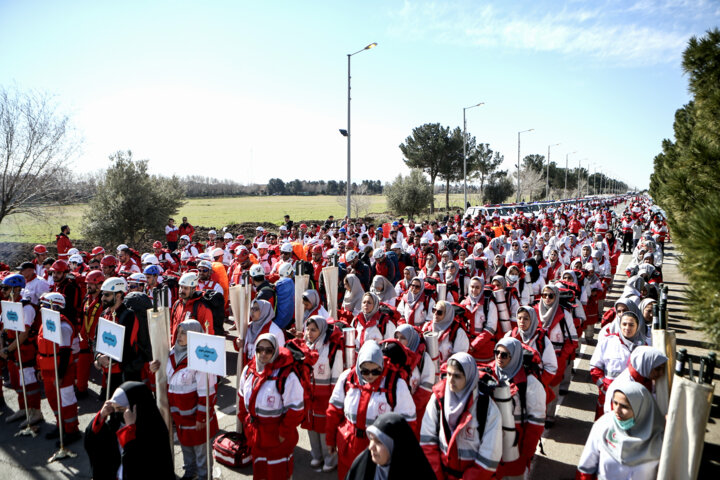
xmin=41 ymin=308 xmax=63 ymax=345
xmin=187 ymin=331 xmax=226 ymax=376
xmin=96 ymin=318 xmax=126 ymax=362
xmin=1 ymin=301 xmax=25 ymax=333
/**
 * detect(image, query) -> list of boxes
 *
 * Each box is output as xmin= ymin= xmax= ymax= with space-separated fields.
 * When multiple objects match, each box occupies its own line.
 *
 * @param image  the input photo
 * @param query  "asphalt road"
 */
xmin=1 ymin=241 xmax=718 ymax=479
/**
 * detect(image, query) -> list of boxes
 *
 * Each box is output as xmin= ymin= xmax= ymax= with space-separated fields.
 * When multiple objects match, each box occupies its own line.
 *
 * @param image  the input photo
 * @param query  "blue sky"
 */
xmin=2 ymin=0 xmax=718 ymax=190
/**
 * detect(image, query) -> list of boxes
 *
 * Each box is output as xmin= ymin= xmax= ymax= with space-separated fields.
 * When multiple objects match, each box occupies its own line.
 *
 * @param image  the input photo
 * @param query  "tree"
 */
xmin=513 ymin=165 xmax=546 ymax=201
xmin=399 ymin=123 xmax=456 ymax=213
xmin=82 ymin=151 xmax=185 ymax=245
xmin=267 ymin=178 xmax=286 ymax=195
xmin=469 ymin=143 xmax=504 ymax=199
xmin=385 ymin=169 xmax=433 ymax=219
xmin=483 ymin=171 xmax=515 ymax=204
xmin=0 ymin=86 xmax=80 ymax=226
xmin=436 ymin=127 xmax=465 ymax=211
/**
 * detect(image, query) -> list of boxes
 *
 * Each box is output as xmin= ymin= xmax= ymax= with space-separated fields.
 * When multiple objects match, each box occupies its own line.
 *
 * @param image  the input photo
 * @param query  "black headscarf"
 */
xmin=345 ymin=413 xmax=434 ymax=480
xmin=523 ymin=257 xmax=540 ymax=283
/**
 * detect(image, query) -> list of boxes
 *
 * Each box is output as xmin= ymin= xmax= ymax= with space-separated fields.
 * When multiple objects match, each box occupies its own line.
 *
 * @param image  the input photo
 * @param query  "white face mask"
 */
xmin=506 ymin=274 xmax=519 ymax=284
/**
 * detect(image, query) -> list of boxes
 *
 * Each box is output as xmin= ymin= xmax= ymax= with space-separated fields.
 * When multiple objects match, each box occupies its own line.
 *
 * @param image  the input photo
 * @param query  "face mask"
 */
xmin=506 ymin=274 xmax=519 ymax=283
xmin=525 ymin=266 xmax=533 ymax=273
xmin=614 ymin=415 xmax=635 ymax=431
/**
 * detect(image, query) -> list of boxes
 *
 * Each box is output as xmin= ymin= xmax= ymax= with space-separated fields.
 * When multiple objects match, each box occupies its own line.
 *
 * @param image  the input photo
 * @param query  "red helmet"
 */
xmin=101 ymin=255 xmax=118 ymax=267
xmin=50 ymin=260 xmax=69 ymax=272
xmin=236 ymin=235 xmax=244 ymax=241
xmin=34 ymin=244 xmax=48 ymax=254
xmin=300 ymin=223 xmax=307 ymax=229
xmin=85 ymin=270 xmax=106 ymax=285
xmin=91 ymin=246 xmax=105 ymax=256
xmin=152 ymin=241 xmax=163 ymax=249
xmin=235 ymin=247 xmax=249 ymax=261
xmin=312 ymin=245 xmax=323 ymax=254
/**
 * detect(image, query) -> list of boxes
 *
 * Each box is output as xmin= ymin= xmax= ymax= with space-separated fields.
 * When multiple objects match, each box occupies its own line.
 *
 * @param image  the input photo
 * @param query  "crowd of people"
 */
xmin=0 ymin=196 xmax=675 ymax=480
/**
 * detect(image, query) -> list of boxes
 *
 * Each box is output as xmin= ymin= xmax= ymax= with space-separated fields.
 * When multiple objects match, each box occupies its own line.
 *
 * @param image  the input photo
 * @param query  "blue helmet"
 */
xmin=143 ymin=265 xmax=162 ymax=276
xmin=2 ymin=274 xmax=26 ymax=288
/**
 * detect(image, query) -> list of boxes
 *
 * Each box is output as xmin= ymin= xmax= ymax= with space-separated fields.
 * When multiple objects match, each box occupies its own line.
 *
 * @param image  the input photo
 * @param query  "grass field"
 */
xmin=0 ymin=193 xmax=471 ymax=244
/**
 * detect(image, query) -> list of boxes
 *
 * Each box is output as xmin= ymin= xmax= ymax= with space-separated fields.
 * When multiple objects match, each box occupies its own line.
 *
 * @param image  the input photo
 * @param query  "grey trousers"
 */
xmin=181 ymin=442 xmax=211 ymax=478
xmin=308 ymin=430 xmax=337 ymax=467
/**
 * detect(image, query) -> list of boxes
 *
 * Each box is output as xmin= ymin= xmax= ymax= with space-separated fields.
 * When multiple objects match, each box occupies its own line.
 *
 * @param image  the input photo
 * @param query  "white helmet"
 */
xmin=40 ymin=292 xmax=66 ymax=309
xmin=127 ymin=272 xmax=147 ymax=284
xmin=143 ymin=254 xmax=159 ymax=265
xmin=223 ymin=232 xmax=233 ymax=240
xmin=372 ymin=249 xmax=385 ymax=260
xmin=345 ymin=250 xmax=358 ymax=263
xmin=211 ymin=248 xmax=225 ymax=258
xmin=67 ymin=248 xmax=80 ymax=256
xmin=249 ymin=264 xmax=265 ymax=278
xmin=280 ymin=242 xmax=293 ymax=253
xmin=69 ymin=254 xmax=84 ymax=264
xmin=278 ymin=262 xmax=294 ymax=278
xmin=116 ymin=244 xmax=128 ymax=253
xmin=179 ymin=272 xmax=199 ymax=288
xmin=326 ymin=248 xmax=338 ymax=258
xmin=208 ymin=229 xmax=217 ymax=236
xmin=101 ymin=277 xmax=127 ymax=293
xmin=198 ymin=260 xmax=213 ymax=270
xmin=180 ymin=235 xmax=190 ymax=242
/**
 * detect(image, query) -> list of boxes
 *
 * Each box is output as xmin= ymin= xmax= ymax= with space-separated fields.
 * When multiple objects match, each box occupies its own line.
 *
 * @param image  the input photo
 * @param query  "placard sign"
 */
xmin=187 ymin=331 xmax=226 ymax=376
xmin=1 ymin=301 xmax=25 ymax=333
xmin=41 ymin=308 xmax=62 ymax=345
xmin=96 ymin=318 xmax=126 ymax=362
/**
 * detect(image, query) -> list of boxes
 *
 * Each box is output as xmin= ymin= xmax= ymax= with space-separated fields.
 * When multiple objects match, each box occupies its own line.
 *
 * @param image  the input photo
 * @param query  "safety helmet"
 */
xmin=40 ymin=292 xmax=66 ymax=309
xmin=345 ymin=250 xmax=358 ymax=263
xmin=143 ymin=254 xmax=159 ymax=265
xmin=280 ymin=243 xmax=293 ymax=254
xmin=255 ymin=226 xmax=264 ymax=232
xmin=91 ymin=246 xmax=105 ymax=256
xmin=373 ymin=249 xmax=385 ymax=260
xmin=85 ymin=270 xmax=106 ymax=285
xmin=50 ymin=260 xmax=69 ymax=272
xmin=312 ymin=245 xmax=323 ymax=254
xmin=235 ymin=247 xmax=249 ymax=261
xmin=69 ymin=254 xmax=84 ymax=264
xmin=180 ymin=235 xmax=190 ymax=242
xmin=2 ymin=274 xmax=26 ymax=288
xmin=208 ymin=229 xmax=217 ymax=236
xmin=211 ymin=248 xmax=225 ymax=258
xmin=249 ymin=264 xmax=265 ymax=278
xmin=326 ymin=248 xmax=338 ymax=258
xmin=116 ymin=244 xmax=128 ymax=253
xmin=127 ymin=272 xmax=147 ymax=284
xmin=224 ymin=232 xmax=233 ymax=240
xmin=34 ymin=244 xmax=48 ymax=254
xmin=101 ymin=255 xmax=118 ymax=267
xmin=258 ymin=242 xmax=269 ymax=249
xmin=198 ymin=260 xmax=213 ymax=270
xmin=178 ymin=272 xmax=199 ymax=288
xmin=101 ymin=277 xmax=127 ymax=293
xmin=143 ymin=265 xmax=162 ymax=276
xmin=197 ymin=252 xmax=212 ymax=261
xmin=67 ymin=248 xmax=79 ymax=256
xmin=152 ymin=240 xmax=163 ymax=249
xmin=278 ymin=262 xmax=293 ymax=278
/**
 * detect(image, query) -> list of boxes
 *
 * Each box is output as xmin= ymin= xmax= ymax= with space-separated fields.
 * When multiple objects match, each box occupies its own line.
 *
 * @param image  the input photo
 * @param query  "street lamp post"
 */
xmin=564 ymin=151 xmax=577 ymax=199
xmin=345 ymin=42 xmax=377 ymax=220
xmin=517 ymin=128 xmax=534 ymax=202
xmin=546 ymin=143 xmax=560 ymax=200
xmin=577 ymin=158 xmax=587 ymax=198
xmin=463 ymin=102 xmax=484 ymax=211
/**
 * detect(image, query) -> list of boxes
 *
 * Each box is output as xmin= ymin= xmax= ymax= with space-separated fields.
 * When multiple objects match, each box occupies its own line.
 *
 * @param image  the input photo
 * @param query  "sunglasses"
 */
xmin=410 ymin=284 xmax=421 ymax=289
xmin=541 ymin=293 xmax=555 ymax=299
xmin=494 ymin=350 xmax=511 ymax=360
xmin=360 ymin=368 xmax=383 ymax=376
xmin=256 ymin=346 xmax=275 ymax=355
xmin=198 ymin=268 xmax=210 ymax=273
xmin=432 ymin=308 xmax=445 ymax=314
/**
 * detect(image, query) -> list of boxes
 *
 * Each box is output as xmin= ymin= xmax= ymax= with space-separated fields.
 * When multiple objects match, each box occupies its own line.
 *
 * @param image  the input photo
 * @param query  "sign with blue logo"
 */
xmin=41 ymin=308 xmax=63 ymax=345
xmin=188 ymin=331 xmax=226 ymax=376
xmin=96 ymin=318 xmax=125 ymax=362
xmin=1 ymin=301 xmax=24 ymax=333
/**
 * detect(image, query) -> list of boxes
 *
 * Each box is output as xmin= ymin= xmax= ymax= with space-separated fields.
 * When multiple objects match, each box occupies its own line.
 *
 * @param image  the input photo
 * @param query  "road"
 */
xmin=1 ymin=241 xmax=718 ymax=479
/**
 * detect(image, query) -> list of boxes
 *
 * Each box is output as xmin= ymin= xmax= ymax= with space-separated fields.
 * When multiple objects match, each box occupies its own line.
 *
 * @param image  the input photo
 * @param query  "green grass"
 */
xmin=0 ymin=193 xmax=471 ymax=244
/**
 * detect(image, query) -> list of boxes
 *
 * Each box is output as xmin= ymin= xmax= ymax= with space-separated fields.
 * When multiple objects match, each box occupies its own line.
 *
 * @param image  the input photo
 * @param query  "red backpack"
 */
xmin=324 ymin=318 xmax=349 ymax=370
xmin=273 ymin=338 xmax=319 ymax=421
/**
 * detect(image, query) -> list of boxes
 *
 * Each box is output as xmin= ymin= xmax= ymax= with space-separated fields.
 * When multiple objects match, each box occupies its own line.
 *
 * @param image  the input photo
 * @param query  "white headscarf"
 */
xmin=245 ymin=299 xmax=275 ymax=349
xmin=444 ymin=352 xmax=479 ymax=430
xmin=432 ymin=301 xmax=454 ymax=332
xmin=517 ymin=306 xmax=539 ymax=343
xmin=495 ymin=337 xmax=523 ymax=382
xmin=254 ymin=333 xmax=279 ymax=373
xmin=371 ymin=275 xmax=397 ymax=304
xmin=343 ymin=274 xmax=365 ymax=314
xmin=173 ymin=319 xmax=204 ymax=364
xmin=356 ymin=340 xmax=384 ymax=386
xmin=538 ymin=284 xmax=560 ymax=328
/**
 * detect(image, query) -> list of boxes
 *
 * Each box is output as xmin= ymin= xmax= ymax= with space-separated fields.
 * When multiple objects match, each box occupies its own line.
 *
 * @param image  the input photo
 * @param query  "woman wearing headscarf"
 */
xmin=394 ymin=266 xmax=416 ymax=298
xmin=505 ymin=239 xmax=525 ymax=264
xmin=603 ymin=346 xmax=667 ymax=414
xmin=371 ymin=275 xmax=398 ymax=307
xmin=491 ymin=338 xmax=546 ymax=479
xmin=302 ymin=289 xmax=329 ymax=321
xmin=396 ymin=276 xmax=434 ymax=327
xmin=346 ymin=413 xmax=434 ymax=480
xmin=534 ymin=284 xmax=578 ymax=425
xmin=492 ymin=253 xmax=507 ymax=278
xmin=422 ymin=300 xmax=470 ymax=363
xmin=148 ymin=319 xmax=218 ymax=480
xmin=545 ymin=249 xmax=565 ymax=284
xmin=522 ymin=257 xmax=546 ymax=304
xmin=638 ymin=298 xmax=656 ymax=338
xmin=238 ymin=333 xmax=304 ymax=479
xmin=302 ymin=315 xmax=344 ymax=472
xmin=604 ymin=230 xmax=622 ymax=276
xmin=490 ymin=275 xmax=521 ymax=332
xmin=326 ymin=340 xmax=416 ymax=480
xmin=352 ymin=292 xmax=397 ymax=348
xmin=577 ymin=383 xmax=664 ymax=479
xmin=622 ymin=275 xmax=645 ymax=305
xmin=460 ymin=257 xmax=478 ymax=297
xmin=599 ymin=296 xmax=642 ymax=343
xmin=394 ymin=323 xmax=435 ymax=430
xmin=443 ymin=260 xmax=462 ymax=303
xmin=581 ymin=262 xmax=606 ymax=341
xmin=419 ymin=253 xmax=439 ymax=279
xmin=420 ymin=352 xmax=503 ymax=480
xmin=235 ymin=298 xmax=285 ymax=367
xmin=506 ymin=306 xmax=558 ymax=385
xmin=84 ymin=381 xmax=174 ymax=480
xmin=342 ymin=274 xmax=365 ymax=316
xmin=462 ymin=276 xmax=497 ymax=363
xmin=505 ymin=264 xmax=531 ymax=307
xmin=590 ymin=311 xmax=648 ymax=419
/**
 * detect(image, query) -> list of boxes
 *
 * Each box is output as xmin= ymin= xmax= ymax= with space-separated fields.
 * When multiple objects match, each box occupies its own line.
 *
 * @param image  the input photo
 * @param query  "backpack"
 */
xmin=343 ymin=360 xmax=405 ymax=411
xmin=273 ymin=277 xmax=294 ymax=329
xmin=324 ymin=319 xmax=348 ymax=370
xmin=377 ymin=303 xmax=401 ymax=334
xmin=213 ymin=432 xmax=252 ymax=468
xmin=295 ymin=260 xmax=316 ymax=290
xmin=192 ymin=289 xmax=226 ymax=336
xmin=273 ymin=338 xmax=318 ymax=421
xmin=193 ymin=241 xmax=206 ymax=254
xmin=384 ymin=251 xmax=401 ymax=284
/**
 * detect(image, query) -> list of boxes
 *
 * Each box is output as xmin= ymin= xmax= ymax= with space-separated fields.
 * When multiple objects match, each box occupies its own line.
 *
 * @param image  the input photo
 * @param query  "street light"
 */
xmin=345 ymin=42 xmax=377 ymax=220
xmin=463 ymin=102 xmax=484 ymax=211
xmin=577 ymin=158 xmax=587 ymax=198
xmin=564 ymin=151 xmax=577 ymax=199
xmin=546 ymin=143 xmax=560 ymax=200
xmin=517 ymin=128 xmax=534 ymax=202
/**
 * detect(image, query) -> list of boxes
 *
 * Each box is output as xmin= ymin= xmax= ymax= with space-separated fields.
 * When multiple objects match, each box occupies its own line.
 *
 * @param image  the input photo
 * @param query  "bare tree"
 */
xmin=0 ymin=86 xmax=80 ymax=226
xmin=514 ymin=166 xmax=545 ymax=202
xmin=336 ymin=184 xmax=372 ymax=218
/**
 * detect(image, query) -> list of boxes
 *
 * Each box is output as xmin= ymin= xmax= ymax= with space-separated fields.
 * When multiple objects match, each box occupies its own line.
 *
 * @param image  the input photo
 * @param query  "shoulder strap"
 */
xmin=476 ymin=392 xmax=489 ymax=441
xmin=435 ymin=391 xmax=452 ymax=444
xmin=517 ymin=380 xmax=528 ymax=422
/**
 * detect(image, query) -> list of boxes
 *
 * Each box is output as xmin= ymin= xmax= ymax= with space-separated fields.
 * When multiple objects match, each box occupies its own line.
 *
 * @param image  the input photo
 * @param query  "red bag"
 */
xmin=213 ymin=432 xmax=252 ymax=468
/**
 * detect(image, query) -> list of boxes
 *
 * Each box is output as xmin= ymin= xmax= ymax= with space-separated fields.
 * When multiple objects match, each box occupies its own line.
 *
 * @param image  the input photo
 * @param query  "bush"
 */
xmin=385 ymin=169 xmax=433 ymax=219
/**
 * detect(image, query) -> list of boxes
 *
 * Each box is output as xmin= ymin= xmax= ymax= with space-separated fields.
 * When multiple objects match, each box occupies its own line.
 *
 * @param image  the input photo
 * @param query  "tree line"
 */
xmin=649 ymin=29 xmax=720 ymax=349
